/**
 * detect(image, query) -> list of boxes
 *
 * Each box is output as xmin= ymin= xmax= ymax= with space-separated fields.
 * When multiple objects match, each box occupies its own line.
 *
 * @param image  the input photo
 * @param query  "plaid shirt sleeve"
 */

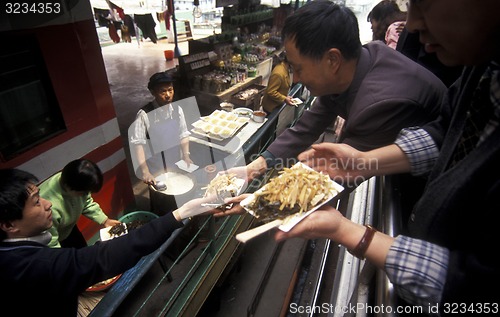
xmin=385 ymin=235 xmax=449 ymax=311
xmin=394 ymin=127 xmax=440 ymax=176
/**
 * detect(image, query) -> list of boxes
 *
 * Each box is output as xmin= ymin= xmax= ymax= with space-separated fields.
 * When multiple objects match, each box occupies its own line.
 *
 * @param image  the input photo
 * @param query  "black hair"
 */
xmin=0 ymin=169 xmax=39 ymax=239
xmin=367 ymin=0 xmax=406 ymax=42
xmin=367 ymin=0 xmax=402 ymax=22
xmin=282 ymin=0 xmax=361 ymax=61
xmin=60 ymin=159 xmax=103 ymax=193
xmin=272 ymin=51 xmax=288 ymax=68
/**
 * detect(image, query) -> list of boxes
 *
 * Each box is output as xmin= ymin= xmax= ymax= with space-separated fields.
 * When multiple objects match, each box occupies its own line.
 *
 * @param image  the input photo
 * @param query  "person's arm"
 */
xmin=246 ymin=155 xmax=269 ymax=179
xmin=266 ymin=73 xmax=293 ymax=105
xmin=130 ymin=111 xmax=156 ymax=184
xmin=274 ymin=206 xmax=448 ymax=308
xmin=102 ymin=218 xmax=121 ymax=227
xmin=385 ymin=236 xmax=449 ymax=308
xmin=297 ymin=127 xmax=439 ymax=185
xmin=180 ymin=137 xmax=192 ymax=166
xmin=177 ymin=108 xmax=192 ymax=166
xmin=81 ymin=194 xmax=110 ymax=225
xmin=274 ymin=206 xmax=393 ymax=268
xmin=172 ymin=196 xmax=214 ymax=220
xmin=265 ymin=97 xmax=337 ymax=163
xmin=134 ymin=144 xmax=155 ymax=184
xmin=297 ymin=143 xmax=410 ymax=186
xmin=211 ymin=193 xmax=250 ymax=217
xmin=394 ymin=127 xmax=440 ymax=176
xmin=39 ymin=197 xmax=215 ymax=294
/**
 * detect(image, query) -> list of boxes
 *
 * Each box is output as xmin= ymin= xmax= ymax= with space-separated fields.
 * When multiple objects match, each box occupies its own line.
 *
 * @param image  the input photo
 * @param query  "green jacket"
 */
xmin=39 ymin=172 xmax=108 ymax=247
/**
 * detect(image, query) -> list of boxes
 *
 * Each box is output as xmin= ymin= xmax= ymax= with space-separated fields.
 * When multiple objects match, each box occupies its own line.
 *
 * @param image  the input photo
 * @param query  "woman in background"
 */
xmin=367 ymin=0 xmax=407 ymax=49
xmin=260 ymin=51 xmax=295 ymax=114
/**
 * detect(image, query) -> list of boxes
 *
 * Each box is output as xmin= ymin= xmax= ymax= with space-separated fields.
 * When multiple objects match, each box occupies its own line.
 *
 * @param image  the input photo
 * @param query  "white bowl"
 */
xmin=252 ymin=111 xmax=266 ymax=123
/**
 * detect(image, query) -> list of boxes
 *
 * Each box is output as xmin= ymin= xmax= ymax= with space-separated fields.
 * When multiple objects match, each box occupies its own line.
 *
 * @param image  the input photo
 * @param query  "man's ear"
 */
xmin=0 ymin=221 xmax=18 ymax=234
xmin=326 ymin=48 xmax=342 ymax=66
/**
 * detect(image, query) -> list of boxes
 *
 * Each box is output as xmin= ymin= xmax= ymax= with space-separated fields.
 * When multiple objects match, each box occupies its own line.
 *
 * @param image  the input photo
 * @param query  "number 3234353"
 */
xmin=443 ymin=302 xmax=499 ymax=314
xmin=5 ymin=2 xmax=61 ymax=14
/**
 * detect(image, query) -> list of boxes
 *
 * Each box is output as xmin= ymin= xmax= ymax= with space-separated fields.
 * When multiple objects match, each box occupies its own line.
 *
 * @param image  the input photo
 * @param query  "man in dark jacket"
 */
xmin=245 ymin=1 xmax=448 ymax=180
xmin=0 ymin=168 xmax=209 ymax=316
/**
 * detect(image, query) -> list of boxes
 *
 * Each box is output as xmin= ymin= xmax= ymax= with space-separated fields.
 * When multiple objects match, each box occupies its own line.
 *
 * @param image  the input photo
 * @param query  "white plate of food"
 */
xmin=232 ymin=107 xmax=253 ymax=117
xmin=201 ymin=173 xmax=247 ymax=209
xmin=236 ymin=162 xmax=344 ymax=242
xmin=100 ymin=223 xmax=128 ymax=242
xmin=291 ymin=98 xmax=303 ymax=106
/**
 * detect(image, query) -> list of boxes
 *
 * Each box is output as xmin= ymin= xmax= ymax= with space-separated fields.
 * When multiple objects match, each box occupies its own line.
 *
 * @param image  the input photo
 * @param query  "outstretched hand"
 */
xmin=103 ymin=218 xmax=121 ymax=227
xmin=274 ymin=205 xmax=344 ymax=242
xmin=211 ymin=194 xmax=250 ymax=217
xmin=174 ymin=196 xmax=215 ymax=220
xmin=298 ymin=143 xmax=371 ymax=187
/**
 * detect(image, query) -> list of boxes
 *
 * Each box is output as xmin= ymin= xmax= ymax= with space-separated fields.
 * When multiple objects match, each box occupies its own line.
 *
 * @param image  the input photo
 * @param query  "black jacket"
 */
xmin=0 ymin=213 xmax=182 ymax=316
xmin=411 ymin=64 xmax=500 ymax=306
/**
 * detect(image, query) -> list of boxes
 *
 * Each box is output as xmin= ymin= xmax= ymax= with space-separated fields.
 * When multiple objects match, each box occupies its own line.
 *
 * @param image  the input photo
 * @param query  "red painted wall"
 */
xmin=1 ymin=19 xmax=135 ymax=240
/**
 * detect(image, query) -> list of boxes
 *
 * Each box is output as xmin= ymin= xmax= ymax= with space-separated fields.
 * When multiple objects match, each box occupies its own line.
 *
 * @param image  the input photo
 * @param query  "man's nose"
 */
xmin=42 ymin=197 xmax=52 ymax=210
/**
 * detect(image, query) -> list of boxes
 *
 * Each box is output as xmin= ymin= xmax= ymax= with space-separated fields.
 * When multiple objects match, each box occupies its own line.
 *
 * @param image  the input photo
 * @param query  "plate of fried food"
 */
xmin=201 ymin=173 xmax=246 ymax=210
xmin=100 ymin=223 xmax=128 ymax=241
xmin=236 ymin=162 xmax=344 ymax=242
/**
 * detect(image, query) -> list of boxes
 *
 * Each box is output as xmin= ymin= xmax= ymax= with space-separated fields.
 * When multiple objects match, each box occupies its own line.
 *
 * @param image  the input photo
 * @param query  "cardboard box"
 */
xmin=231 ymin=84 xmax=266 ymax=109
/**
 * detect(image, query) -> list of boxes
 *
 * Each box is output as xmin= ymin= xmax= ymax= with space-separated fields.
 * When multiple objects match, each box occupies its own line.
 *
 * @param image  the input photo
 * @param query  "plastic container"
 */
xmin=164 ymin=50 xmax=174 ymax=61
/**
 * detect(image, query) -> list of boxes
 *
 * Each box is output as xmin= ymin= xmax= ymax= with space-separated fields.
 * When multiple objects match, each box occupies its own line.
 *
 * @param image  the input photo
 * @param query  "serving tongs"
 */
xmin=200 ymin=202 xmax=234 ymax=210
